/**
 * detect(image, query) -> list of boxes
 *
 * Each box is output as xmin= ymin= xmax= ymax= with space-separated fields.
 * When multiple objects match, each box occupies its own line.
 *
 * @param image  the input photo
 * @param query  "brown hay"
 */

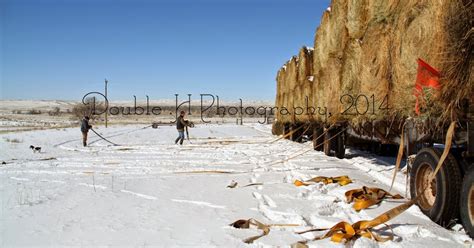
xmin=273 ymin=0 xmax=472 ymax=131
xmin=272 ymin=121 xmax=285 ymax=135
xmin=439 ymin=0 xmax=473 ymax=123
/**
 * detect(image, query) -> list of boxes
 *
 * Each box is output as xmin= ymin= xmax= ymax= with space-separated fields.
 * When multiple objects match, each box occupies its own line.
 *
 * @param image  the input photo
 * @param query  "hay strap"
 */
xmin=294 ymin=175 xmax=352 ymax=187
xmin=389 ymin=123 xmax=406 ymax=191
xmin=90 ymin=128 xmax=120 ymax=146
xmin=312 ymin=127 xmax=345 ymax=151
xmin=230 ymin=218 xmax=299 ymax=244
xmin=429 ymin=121 xmax=456 ymax=181
xmin=185 ymin=125 xmax=192 ymax=144
xmin=345 ymin=186 xmax=403 ymax=211
xmin=294 ymin=198 xmax=415 ymax=245
xmin=268 ymin=127 xmax=345 ymax=166
xmin=390 ymin=121 xmax=456 ymax=193
xmin=270 ymin=125 xmax=306 ymax=143
xmin=227 ymin=182 xmax=263 ymax=188
xmin=294 ymin=122 xmax=457 ymax=245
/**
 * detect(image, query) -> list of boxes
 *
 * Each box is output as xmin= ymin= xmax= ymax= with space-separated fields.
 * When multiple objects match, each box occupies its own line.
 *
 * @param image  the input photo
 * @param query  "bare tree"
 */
xmin=71 ymin=97 xmax=106 ymax=120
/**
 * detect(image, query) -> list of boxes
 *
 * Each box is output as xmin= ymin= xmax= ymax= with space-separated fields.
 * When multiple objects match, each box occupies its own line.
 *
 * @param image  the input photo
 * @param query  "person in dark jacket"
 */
xmin=81 ymin=116 xmax=92 ymax=147
xmin=175 ymin=111 xmax=189 ymax=145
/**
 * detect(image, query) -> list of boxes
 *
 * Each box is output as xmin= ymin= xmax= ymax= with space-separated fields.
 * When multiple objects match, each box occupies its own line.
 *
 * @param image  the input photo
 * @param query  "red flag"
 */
xmin=414 ymin=58 xmax=440 ymax=115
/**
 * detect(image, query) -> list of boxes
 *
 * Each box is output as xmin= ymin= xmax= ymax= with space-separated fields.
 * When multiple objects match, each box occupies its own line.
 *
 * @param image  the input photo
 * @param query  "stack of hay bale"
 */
xmin=273 ymin=0 xmax=472 ymax=136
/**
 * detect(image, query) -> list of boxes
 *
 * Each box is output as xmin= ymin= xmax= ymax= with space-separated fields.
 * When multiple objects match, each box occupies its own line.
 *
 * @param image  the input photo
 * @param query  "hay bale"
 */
xmin=438 ymin=0 xmax=473 ymax=122
xmin=295 ymin=47 xmax=314 ymax=122
xmin=274 ymin=0 xmax=472 ymax=129
xmin=272 ymin=120 xmax=285 ymax=135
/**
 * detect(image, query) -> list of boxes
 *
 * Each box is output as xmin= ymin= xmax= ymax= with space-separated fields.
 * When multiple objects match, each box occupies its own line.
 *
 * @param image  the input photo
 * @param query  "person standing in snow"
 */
xmin=81 ymin=116 xmax=92 ymax=147
xmin=175 ymin=111 xmax=190 ymax=145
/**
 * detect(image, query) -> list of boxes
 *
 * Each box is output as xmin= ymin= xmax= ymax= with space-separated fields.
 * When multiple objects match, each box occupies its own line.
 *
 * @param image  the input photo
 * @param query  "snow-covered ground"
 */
xmin=0 ymin=124 xmax=472 ymax=247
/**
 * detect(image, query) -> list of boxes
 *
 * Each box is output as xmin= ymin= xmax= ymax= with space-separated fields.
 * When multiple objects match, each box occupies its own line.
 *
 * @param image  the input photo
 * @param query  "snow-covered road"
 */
xmin=0 ymin=124 xmax=471 ymax=247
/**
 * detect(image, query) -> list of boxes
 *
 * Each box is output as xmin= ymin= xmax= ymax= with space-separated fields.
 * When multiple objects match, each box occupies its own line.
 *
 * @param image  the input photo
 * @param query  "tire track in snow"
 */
xmin=171 ymin=199 xmax=225 ymax=209
xmin=120 ymin=189 xmax=157 ymax=200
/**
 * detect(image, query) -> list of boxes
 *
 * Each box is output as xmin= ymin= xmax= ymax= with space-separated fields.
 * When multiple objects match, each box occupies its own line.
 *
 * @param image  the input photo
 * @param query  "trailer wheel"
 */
xmin=410 ymin=148 xmax=462 ymax=227
xmin=335 ymin=132 xmax=345 ymax=159
xmin=460 ymin=167 xmax=474 ymax=238
xmin=313 ymin=127 xmax=324 ymax=151
xmin=323 ymin=130 xmax=332 ymax=156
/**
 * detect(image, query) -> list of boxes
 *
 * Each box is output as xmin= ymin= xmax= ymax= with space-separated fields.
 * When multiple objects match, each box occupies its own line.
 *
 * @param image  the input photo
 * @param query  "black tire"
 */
xmin=371 ymin=143 xmax=382 ymax=155
xmin=323 ymin=129 xmax=332 ymax=156
xmin=313 ymin=127 xmax=324 ymax=151
xmin=335 ymin=131 xmax=345 ymax=159
xmin=460 ymin=166 xmax=474 ymax=238
xmin=290 ymin=125 xmax=299 ymax=142
xmin=410 ymin=148 xmax=462 ymax=227
xmin=283 ymin=124 xmax=290 ymax=140
xmin=295 ymin=124 xmax=304 ymax=142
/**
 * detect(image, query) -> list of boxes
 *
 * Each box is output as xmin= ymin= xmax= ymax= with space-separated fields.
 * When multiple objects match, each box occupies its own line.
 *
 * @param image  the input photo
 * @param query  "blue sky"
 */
xmin=1 ymin=0 xmax=330 ymax=101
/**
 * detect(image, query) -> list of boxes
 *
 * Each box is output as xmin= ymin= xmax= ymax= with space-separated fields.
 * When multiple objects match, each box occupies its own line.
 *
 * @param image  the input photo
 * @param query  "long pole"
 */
xmin=105 ymin=78 xmax=108 ymax=128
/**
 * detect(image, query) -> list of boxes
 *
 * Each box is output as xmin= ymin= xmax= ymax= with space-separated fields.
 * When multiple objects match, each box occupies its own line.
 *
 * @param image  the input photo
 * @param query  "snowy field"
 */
xmin=0 ymin=124 xmax=472 ymax=247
